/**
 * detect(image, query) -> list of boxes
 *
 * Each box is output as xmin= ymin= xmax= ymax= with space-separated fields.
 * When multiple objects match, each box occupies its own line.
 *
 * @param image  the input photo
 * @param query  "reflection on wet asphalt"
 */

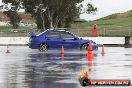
xmin=0 ymin=46 xmax=132 ymax=88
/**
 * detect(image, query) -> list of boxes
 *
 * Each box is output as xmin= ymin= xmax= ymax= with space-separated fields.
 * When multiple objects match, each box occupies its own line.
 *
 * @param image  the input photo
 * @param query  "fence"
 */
xmin=0 ymin=25 xmax=132 ymax=37
xmin=71 ymin=25 xmax=132 ymax=37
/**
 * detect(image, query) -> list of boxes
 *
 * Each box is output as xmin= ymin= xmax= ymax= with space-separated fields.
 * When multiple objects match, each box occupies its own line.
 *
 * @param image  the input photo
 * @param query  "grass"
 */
xmin=0 ymin=26 xmax=12 ymax=32
xmin=0 ymin=26 xmax=33 ymax=32
xmin=70 ymin=10 xmax=132 ymax=37
xmin=0 ymin=11 xmax=132 ymax=37
xmin=94 ymin=17 xmax=132 ymax=26
xmin=0 ymin=26 xmax=34 ymax=37
xmin=71 ymin=17 xmax=132 ymax=37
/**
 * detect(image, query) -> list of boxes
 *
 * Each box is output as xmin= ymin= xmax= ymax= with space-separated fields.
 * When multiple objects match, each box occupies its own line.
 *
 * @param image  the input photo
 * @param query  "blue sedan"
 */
xmin=29 ymin=29 xmax=98 ymax=51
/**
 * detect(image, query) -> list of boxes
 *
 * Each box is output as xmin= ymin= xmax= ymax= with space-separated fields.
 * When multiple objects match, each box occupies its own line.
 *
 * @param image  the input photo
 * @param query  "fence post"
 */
xmin=124 ymin=35 xmax=130 ymax=48
xmin=128 ymin=25 xmax=131 ymax=35
xmin=78 ymin=28 xmax=79 ymax=36
xmin=103 ymin=28 xmax=106 ymax=37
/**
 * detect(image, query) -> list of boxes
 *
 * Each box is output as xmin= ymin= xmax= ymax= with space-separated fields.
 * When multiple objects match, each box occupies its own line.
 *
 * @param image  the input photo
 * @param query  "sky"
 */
xmin=0 ymin=0 xmax=132 ymax=21
xmin=80 ymin=0 xmax=132 ymax=21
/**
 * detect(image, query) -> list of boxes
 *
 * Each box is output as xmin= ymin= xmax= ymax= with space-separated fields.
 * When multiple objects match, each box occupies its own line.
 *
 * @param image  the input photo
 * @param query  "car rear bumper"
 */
xmin=29 ymin=42 xmax=39 ymax=49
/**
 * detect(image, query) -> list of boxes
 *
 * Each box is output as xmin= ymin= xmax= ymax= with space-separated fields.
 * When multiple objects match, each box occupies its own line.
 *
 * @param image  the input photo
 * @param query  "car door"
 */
xmin=60 ymin=31 xmax=80 ymax=49
xmin=45 ymin=31 xmax=62 ymax=49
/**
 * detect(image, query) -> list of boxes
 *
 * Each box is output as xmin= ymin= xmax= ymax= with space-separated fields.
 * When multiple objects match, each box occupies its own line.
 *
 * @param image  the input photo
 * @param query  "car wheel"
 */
xmin=80 ymin=44 xmax=88 ymax=50
xmin=39 ymin=44 xmax=48 ymax=51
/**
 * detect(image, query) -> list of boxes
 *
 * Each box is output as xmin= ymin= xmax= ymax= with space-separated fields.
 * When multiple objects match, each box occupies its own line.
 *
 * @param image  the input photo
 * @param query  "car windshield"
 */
xmin=67 ymin=31 xmax=78 ymax=37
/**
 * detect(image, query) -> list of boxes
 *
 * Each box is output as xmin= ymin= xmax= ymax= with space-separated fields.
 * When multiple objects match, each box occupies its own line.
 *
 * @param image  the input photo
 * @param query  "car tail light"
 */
xmin=29 ymin=38 xmax=32 ymax=42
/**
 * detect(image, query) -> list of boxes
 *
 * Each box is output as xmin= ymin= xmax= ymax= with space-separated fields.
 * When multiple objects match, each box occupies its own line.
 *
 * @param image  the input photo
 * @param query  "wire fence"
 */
xmin=0 ymin=25 xmax=132 ymax=37
xmin=71 ymin=25 xmax=132 ymax=37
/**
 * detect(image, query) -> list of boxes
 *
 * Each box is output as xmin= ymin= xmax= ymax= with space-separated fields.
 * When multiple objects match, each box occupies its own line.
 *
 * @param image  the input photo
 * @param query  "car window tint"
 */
xmin=46 ymin=31 xmax=60 ymax=38
xmin=61 ymin=32 xmax=74 ymax=39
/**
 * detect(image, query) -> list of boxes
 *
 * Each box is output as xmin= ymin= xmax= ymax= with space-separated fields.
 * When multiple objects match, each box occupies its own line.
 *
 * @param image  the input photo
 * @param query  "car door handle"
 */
xmin=62 ymin=40 xmax=66 ymax=41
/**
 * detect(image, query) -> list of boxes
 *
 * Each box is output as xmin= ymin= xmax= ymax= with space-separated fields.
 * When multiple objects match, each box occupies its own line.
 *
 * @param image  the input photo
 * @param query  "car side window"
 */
xmin=61 ymin=32 xmax=75 ymax=40
xmin=46 ymin=31 xmax=60 ymax=38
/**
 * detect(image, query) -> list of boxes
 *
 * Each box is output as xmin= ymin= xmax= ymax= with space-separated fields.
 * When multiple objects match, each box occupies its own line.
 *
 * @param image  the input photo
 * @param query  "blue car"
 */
xmin=29 ymin=29 xmax=98 ymax=51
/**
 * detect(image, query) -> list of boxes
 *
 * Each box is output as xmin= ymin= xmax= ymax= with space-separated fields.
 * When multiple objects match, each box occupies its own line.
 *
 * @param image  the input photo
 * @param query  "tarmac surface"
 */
xmin=0 ymin=46 xmax=132 ymax=88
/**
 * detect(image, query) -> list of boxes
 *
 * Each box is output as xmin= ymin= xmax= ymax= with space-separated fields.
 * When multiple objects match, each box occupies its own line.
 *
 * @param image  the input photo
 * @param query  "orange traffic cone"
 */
xmin=88 ymin=61 xmax=93 ymax=74
xmin=86 ymin=41 xmax=93 ymax=60
xmin=88 ymin=41 xmax=93 ymax=51
xmin=61 ymin=46 xmax=64 ymax=54
xmin=101 ymin=45 xmax=104 ymax=56
xmin=6 ymin=45 xmax=10 ymax=53
xmin=92 ymin=24 xmax=98 ymax=37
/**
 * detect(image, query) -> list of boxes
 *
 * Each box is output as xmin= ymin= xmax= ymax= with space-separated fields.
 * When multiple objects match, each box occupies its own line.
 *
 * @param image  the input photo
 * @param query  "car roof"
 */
xmin=47 ymin=29 xmax=66 ymax=32
xmin=37 ymin=29 xmax=66 ymax=36
xmin=37 ymin=29 xmax=77 ymax=37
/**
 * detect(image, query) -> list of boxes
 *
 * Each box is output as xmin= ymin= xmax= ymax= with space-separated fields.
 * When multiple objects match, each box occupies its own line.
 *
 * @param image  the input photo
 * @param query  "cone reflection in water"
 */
xmin=61 ymin=46 xmax=64 ymax=54
xmin=87 ymin=41 xmax=93 ymax=60
xmin=87 ymin=51 xmax=93 ymax=75
xmin=81 ymin=67 xmax=89 ymax=77
xmin=101 ymin=45 xmax=104 ymax=56
xmin=61 ymin=54 xmax=64 ymax=60
xmin=84 ymin=71 xmax=88 ymax=78
xmin=88 ymin=60 xmax=93 ymax=74
xmin=6 ymin=45 xmax=10 ymax=53
xmin=61 ymin=54 xmax=64 ymax=68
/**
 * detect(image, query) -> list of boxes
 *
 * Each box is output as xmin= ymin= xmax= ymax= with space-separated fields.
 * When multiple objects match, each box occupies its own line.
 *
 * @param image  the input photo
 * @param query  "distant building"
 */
xmin=0 ymin=11 xmax=35 ymax=26
xmin=19 ymin=12 xmax=35 ymax=24
xmin=74 ymin=18 xmax=87 ymax=23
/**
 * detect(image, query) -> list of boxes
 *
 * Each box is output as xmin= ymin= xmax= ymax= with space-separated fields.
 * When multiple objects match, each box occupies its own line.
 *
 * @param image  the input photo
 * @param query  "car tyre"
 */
xmin=39 ymin=44 xmax=48 ymax=51
xmin=80 ymin=44 xmax=88 ymax=50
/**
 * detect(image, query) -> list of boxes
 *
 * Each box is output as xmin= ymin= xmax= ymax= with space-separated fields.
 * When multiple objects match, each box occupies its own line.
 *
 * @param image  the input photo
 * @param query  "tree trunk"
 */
xmin=41 ymin=13 xmax=45 ymax=30
xmin=53 ymin=16 xmax=60 ymax=28
xmin=49 ymin=16 xmax=54 ymax=29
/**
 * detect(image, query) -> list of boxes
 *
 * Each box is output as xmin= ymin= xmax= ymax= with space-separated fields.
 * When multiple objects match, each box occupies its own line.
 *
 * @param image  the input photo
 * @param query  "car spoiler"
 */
xmin=29 ymin=32 xmax=36 ymax=37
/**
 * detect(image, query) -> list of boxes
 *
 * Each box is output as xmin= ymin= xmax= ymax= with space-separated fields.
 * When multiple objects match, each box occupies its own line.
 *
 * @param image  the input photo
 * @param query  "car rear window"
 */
xmin=46 ymin=31 xmax=60 ymax=38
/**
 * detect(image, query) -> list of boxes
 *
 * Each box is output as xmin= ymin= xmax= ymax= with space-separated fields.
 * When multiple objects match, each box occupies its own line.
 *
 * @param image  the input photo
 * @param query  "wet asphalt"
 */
xmin=0 ymin=46 xmax=132 ymax=88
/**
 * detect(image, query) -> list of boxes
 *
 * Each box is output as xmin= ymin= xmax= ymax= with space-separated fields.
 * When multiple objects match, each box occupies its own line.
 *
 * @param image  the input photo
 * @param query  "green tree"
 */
xmin=2 ymin=0 xmax=97 ymax=30
xmin=1 ymin=0 xmax=22 ymax=29
xmin=4 ymin=10 xmax=22 ymax=29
